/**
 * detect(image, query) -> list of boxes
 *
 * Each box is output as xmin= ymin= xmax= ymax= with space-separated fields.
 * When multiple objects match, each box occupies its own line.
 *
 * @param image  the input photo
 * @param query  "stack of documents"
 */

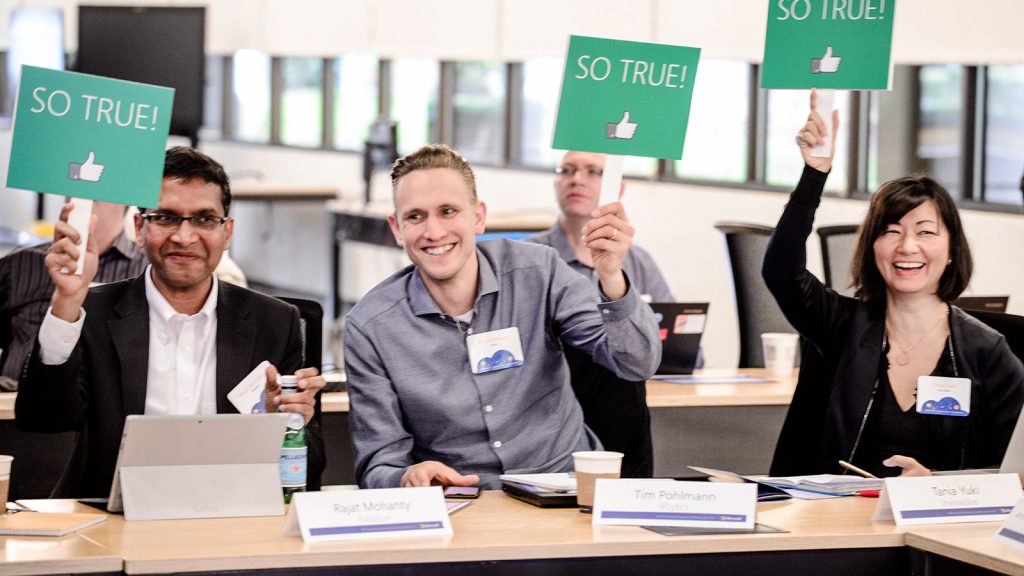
xmin=759 ymin=474 xmax=883 ymax=495
xmin=498 ymin=473 xmax=577 ymax=507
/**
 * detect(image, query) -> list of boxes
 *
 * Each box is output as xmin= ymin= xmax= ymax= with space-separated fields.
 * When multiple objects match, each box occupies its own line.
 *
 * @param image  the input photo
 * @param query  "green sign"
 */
xmin=762 ymin=0 xmax=896 ymax=89
xmin=7 ymin=66 xmax=174 ymax=208
xmin=552 ymin=35 xmax=701 ymax=160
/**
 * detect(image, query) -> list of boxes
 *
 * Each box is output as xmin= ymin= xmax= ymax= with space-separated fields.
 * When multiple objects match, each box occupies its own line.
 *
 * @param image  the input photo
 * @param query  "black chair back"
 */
xmin=962 ymin=308 xmax=1024 ymax=363
xmin=275 ymin=296 xmax=325 ymax=491
xmin=816 ymin=224 xmax=859 ymax=297
xmin=715 ymin=222 xmax=797 ymax=368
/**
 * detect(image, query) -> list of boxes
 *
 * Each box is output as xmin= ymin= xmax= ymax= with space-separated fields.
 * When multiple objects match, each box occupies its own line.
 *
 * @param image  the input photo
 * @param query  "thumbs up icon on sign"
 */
xmin=811 ymin=46 xmax=842 ymax=74
xmin=605 ymin=111 xmax=638 ymax=140
xmin=68 ymin=151 xmax=106 ymax=182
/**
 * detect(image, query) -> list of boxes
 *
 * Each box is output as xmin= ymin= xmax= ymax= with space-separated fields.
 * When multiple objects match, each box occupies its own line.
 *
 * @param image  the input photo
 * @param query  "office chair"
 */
xmin=275 ymin=296 xmax=326 ymax=491
xmin=714 ymin=222 xmax=798 ymax=368
xmin=962 ymin=308 xmax=1024 ymax=363
xmin=564 ymin=346 xmax=652 ymax=478
xmin=816 ymin=224 xmax=859 ymax=297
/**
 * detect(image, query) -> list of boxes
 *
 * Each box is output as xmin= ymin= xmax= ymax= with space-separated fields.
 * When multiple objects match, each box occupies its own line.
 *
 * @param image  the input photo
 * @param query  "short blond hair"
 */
xmin=390 ymin=144 xmax=477 ymax=203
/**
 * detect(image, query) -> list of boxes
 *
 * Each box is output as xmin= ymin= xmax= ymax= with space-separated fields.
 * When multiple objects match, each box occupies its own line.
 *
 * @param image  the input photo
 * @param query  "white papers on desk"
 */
xmin=650 ymin=374 xmax=770 ymax=384
xmin=499 ymin=473 xmax=576 ymax=492
xmin=760 ymin=474 xmax=883 ymax=496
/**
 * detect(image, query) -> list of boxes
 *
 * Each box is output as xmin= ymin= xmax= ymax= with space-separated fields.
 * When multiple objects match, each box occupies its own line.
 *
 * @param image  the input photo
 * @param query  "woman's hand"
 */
xmin=884 ymin=455 xmax=932 ymax=477
xmin=796 ymin=88 xmax=840 ymax=174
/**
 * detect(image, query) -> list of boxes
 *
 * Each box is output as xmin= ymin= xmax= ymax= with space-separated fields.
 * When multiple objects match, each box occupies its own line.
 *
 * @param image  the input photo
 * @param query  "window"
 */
xmin=230 ymin=50 xmax=271 ymax=143
xmin=389 ymin=58 xmax=439 ymax=154
xmin=984 ymin=65 xmax=1024 ymax=207
xmin=918 ymin=64 xmax=963 ymax=199
xmin=766 ymin=89 xmax=850 ymax=192
xmin=452 ymin=61 xmax=506 ymax=164
xmin=519 ymin=57 xmax=562 ymax=169
xmin=332 ymin=54 xmax=379 ymax=151
xmin=674 ymin=60 xmax=750 ymax=183
xmin=203 ymin=56 xmax=224 ymax=137
xmin=279 ymin=57 xmax=323 ymax=147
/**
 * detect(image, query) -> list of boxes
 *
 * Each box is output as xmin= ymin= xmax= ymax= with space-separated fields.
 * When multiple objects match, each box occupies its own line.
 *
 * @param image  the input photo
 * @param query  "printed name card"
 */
xmin=873 ymin=474 xmax=1023 ymax=526
xmin=284 ymin=487 xmax=452 ymax=543
xmin=592 ymin=479 xmax=756 ymax=529
xmin=994 ymin=498 xmax=1024 ymax=550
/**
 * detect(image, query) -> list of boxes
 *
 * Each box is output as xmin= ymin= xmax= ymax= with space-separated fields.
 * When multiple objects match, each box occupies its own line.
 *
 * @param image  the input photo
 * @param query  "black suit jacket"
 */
xmin=15 ymin=274 xmax=325 ymax=498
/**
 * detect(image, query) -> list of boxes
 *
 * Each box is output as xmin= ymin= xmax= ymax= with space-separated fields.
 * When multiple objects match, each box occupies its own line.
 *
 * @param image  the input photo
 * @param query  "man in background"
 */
xmin=0 ymin=201 xmax=147 ymax=391
xmin=525 ymin=150 xmax=675 ymax=478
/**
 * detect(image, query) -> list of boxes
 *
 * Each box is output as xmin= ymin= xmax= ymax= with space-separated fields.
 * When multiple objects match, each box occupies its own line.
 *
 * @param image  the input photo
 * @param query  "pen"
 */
xmin=838 ymin=460 xmax=879 ymax=479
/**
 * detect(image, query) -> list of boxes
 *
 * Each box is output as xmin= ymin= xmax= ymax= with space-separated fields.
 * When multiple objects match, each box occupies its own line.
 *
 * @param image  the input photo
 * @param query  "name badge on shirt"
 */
xmin=467 ymin=327 xmax=524 ymax=374
xmin=917 ymin=376 xmax=971 ymax=416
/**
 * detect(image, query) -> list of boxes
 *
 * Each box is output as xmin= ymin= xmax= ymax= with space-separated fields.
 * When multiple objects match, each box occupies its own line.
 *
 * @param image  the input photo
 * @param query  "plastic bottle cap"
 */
xmin=279 ymin=375 xmax=298 ymax=393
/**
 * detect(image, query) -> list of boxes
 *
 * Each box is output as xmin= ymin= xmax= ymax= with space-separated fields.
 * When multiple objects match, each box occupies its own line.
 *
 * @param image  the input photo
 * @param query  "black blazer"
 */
xmin=16 ymin=274 xmax=325 ymax=498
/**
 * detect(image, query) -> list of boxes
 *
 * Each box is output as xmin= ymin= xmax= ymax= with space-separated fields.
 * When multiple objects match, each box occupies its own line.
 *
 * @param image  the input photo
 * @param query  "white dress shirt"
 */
xmin=38 ymin=265 xmax=220 ymax=415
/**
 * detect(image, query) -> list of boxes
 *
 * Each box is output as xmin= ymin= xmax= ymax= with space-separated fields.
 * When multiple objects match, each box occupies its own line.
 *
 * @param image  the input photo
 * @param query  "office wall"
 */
xmin=0 ymin=0 xmax=1022 ymax=368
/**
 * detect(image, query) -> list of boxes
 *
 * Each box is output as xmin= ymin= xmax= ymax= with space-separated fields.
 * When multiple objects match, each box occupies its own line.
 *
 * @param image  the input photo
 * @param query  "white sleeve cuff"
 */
xmin=38 ymin=306 xmax=86 ymax=365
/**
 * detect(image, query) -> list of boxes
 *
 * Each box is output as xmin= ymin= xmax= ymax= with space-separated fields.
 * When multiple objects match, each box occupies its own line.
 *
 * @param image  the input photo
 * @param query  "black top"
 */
xmin=854 ymin=332 xmax=965 ymax=476
xmin=763 ymin=166 xmax=1024 ymax=476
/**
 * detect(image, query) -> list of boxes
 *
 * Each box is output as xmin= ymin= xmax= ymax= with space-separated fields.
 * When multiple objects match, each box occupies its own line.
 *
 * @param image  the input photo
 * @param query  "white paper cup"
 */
xmin=762 ymin=333 xmax=799 ymax=378
xmin=0 ymin=455 xmax=12 ymax=512
xmin=572 ymin=451 xmax=623 ymax=512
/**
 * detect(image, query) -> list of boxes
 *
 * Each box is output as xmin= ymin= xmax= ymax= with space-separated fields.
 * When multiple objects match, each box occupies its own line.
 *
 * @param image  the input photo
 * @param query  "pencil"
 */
xmin=838 ymin=460 xmax=879 ymax=479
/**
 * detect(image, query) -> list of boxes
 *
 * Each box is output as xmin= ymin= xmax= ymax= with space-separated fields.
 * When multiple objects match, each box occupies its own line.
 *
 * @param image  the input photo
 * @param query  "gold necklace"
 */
xmin=887 ymin=308 xmax=948 ymax=367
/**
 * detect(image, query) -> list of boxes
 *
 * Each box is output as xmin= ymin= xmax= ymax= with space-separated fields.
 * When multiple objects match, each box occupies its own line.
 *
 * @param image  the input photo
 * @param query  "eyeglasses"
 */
xmin=555 ymin=165 xmax=603 ymax=178
xmin=140 ymin=212 xmax=228 ymax=231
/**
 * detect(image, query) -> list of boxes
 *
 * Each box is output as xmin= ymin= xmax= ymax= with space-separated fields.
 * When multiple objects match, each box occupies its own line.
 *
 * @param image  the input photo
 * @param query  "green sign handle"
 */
xmin=599 ymin=154 xmax=625 ymax=206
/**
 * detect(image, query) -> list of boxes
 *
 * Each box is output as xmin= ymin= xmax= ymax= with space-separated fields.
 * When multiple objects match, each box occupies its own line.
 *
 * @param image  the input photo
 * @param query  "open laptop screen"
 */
xmin=649 ymin=302 xmax=709 ymax=376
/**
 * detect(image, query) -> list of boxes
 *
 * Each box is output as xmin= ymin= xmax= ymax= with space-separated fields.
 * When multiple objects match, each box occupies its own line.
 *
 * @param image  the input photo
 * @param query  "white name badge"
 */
xmin=592 ymin=479 xmax=756 ymax=529
xmin=228 ymin=360 xmax=271 ymax=414
xmin=283 ymin=487 xmax=452 ymax=543
xmin=917 ymin=376 xmax=971 ymax=416
xmin=994 ymin=498 xmax=1024 ymax=551
xmin=467 ymin=327 xmax=524 ymax=374
xmin=873 ymin=474 xmax=1022 ymax=526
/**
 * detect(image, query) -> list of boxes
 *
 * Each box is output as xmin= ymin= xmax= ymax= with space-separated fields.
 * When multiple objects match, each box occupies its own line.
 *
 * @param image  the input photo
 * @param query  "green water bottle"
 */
xmin=278 ymin=375 xmax=307 ymax=504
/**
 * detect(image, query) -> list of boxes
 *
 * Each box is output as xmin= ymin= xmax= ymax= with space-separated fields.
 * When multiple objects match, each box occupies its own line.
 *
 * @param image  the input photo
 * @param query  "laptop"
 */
xmin=105 ymin=413 xmax=289 ymax=521
xmin=649 ymin=302 xmax=709 ymax=376
xmin=955 ymin=296 xmax=1009 ymax=313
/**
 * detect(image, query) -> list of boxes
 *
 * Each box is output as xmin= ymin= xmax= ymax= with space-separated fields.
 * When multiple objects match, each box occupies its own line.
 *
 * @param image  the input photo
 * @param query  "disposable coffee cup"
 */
xmin=0 ymin=455 xmax=12 ymax=513
xmin=572 ymin=451 xmax=623 ymax=513
xmin=762 ymin=333 xmax=799 ymax=378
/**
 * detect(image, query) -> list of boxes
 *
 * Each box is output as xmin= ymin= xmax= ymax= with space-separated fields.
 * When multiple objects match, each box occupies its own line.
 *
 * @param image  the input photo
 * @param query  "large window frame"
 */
xmin=210 ymin=52 xmax=1022 ymax=213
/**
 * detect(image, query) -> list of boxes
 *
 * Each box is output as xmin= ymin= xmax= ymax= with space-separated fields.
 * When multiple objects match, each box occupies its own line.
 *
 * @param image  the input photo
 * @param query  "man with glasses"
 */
xmin=16 ymin=147 xmax=325 ymax=499
xmin=524 ymin=150 xmax=674 ymax=478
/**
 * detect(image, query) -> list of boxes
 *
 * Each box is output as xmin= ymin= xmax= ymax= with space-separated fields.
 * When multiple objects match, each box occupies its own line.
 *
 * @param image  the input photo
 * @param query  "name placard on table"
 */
xmin=873 ymin=474 xmax=1022 ymax=526
xmin=592 ymin=479 xmax=756 ymax=529
xmin=284 ymin=487 xmax=452 ymax=543
xmin=994 ymin=498 xmax=1024 ymax=550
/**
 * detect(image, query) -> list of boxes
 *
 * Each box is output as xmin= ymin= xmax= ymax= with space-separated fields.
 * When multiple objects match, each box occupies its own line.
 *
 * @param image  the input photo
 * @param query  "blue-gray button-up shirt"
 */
xmin=344 ymin=239 xmax=661 ymax=489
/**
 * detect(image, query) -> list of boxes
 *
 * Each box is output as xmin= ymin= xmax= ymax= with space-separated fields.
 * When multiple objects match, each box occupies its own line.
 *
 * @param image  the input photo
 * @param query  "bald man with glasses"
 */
xmin=525 ymin=150 xmax=674 ymax=478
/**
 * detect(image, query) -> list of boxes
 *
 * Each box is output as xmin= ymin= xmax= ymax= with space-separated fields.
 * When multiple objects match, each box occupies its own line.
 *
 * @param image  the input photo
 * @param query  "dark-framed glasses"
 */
xmin=140 ymin=212 xmax=228 ymax=231
xmin=555 ymin=165 xmax=603 ymax=178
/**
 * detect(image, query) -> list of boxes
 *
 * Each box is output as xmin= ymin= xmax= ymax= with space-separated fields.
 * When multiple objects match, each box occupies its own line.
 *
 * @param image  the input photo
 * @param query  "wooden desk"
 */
xmin=1 ymin=501 xmax=121 ymax=576
xmin=60 ymin=493 xmax=905 ymax=576
xmin=905 ymin=523 xmax=1024 ymax=576
xmin=232 ymin=185 xmax=338 ymax=203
